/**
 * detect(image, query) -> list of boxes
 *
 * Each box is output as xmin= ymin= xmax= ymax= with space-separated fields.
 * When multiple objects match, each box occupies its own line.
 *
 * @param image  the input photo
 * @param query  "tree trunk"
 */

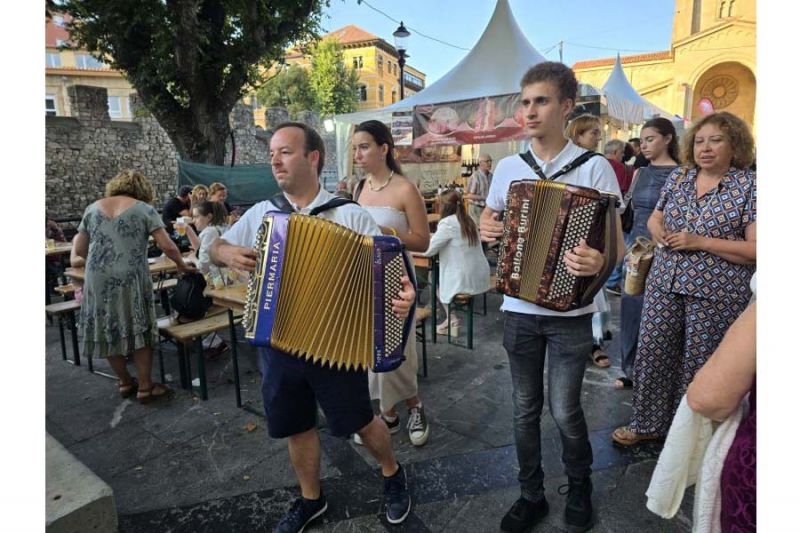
xmin=152 ymin=105 xmax=231 ymax=165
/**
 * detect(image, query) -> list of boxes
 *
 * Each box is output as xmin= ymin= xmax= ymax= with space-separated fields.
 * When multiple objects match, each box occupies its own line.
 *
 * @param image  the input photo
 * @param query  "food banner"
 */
xmin=391 ymin=112 xmax=413 ymax=146
xmin=394 ymin=146 xmax=460 ymax=193
xmin=412 ymin=93 xmax=527 ymax=148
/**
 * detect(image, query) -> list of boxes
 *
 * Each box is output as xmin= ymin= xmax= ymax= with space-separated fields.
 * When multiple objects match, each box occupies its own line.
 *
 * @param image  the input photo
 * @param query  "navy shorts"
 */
xmin=259 ymin=346 xmax=375 ymax=438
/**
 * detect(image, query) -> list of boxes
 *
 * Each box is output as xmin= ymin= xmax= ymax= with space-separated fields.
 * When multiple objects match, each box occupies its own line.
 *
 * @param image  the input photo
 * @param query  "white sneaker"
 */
xmin=407 ymin=405 xmax=430 ymax=446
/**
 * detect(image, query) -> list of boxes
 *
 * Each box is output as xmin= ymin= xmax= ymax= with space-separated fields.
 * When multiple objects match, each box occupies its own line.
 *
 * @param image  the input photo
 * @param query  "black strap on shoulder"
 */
xmin=271 ymin=192 xmax=357 ymax=216
xmin=309 ymin=197 xmax=358 ymax=216
xmin=269 ymin=193 xmax=296 ymax=214
xmin=519 ymin=150 xmax=603 ymax=181
xmin=353 ymin=179 xmax=366 ymax=202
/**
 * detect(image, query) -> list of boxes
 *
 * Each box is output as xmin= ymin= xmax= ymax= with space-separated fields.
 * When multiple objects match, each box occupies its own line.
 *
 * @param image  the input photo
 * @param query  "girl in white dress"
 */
xmin=352 ymin=120 xmax=432 ymax=447
xmin=423 ymin=189 xmax=491 ymax=335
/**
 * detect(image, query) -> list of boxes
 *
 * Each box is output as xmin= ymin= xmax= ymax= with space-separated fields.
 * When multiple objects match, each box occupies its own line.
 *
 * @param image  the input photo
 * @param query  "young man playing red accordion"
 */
xmin=480 ymin=62 xmax=625 ymax=533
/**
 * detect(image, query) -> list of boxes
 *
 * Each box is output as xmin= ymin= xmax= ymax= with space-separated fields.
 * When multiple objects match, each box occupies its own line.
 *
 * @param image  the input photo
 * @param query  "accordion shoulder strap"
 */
xmin=269 ymin=193 xmax=296 ymax=214
xmin=578 ymin=199 xmax=619 ymax=308
xmin=309 ymin=197 xmax=358 ymax=216
xmin=270 ymin=193 xmax=357 ymax=216
xmin=519 ymin=150 xmax=603 ymax=181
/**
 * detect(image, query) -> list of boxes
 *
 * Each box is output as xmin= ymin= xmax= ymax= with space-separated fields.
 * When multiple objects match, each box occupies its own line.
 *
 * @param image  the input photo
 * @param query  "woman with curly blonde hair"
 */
xmin=190 ymin=184 xmax=209 ymax=208
xmin=72 ymin=169 xmax=196 ymax=403
xmin=613 ymin=112 xmax=756 ymax=446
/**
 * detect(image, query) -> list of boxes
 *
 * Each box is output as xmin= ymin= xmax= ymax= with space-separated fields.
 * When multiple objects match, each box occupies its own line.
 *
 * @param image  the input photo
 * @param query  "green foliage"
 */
xmin=255 ymin=64 xmax=316 ymax=116
xmin=308 ymin=37 xmax=360 ymax=116
xmin=54 ymin=0 xmax=330 ymax=163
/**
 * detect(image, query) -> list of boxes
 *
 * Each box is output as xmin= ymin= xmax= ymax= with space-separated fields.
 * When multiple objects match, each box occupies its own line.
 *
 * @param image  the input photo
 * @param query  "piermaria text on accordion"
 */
xmin=511 ymin=198 xmax=531 ymax=281
xmin=263 ymin=239 xmax=282 ymax=312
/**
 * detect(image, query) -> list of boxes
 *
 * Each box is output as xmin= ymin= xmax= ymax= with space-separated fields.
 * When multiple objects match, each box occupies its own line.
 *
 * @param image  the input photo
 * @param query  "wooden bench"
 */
xmin=447 ymin=293 xmax=477 ymax=350
xmin=415 ymin=307 xmax=432 ymax=378
xmin=157 ymin=306 xmax=239 ymax=400
xmin=45 ymin=300 xmax=82 ymax=367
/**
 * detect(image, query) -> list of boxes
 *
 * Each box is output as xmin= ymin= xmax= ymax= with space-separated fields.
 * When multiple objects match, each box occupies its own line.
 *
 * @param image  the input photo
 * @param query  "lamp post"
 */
xmin=393 ymin=21 xmax=410 ymax=100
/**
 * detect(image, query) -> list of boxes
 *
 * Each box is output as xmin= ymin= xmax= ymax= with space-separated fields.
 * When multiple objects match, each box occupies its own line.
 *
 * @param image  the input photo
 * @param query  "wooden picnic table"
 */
xmin=46 ymin=242 xmax=73 ymax=257
xmin=411 ymin=251 xmax=440 ymax=343
xmin=65 ymin=254 xmax=188 ymax=283
xmin=203 ymin=282 xmax=250 ymax=410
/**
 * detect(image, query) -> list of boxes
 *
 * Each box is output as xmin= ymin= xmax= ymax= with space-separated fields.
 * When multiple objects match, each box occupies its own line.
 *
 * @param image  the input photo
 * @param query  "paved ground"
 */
xmin=45 ymin=289 xmax=694 ymax=532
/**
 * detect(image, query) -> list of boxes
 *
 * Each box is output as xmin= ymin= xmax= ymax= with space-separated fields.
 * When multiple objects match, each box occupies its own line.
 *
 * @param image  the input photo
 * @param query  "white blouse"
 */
xmin=423 ymin=215 xmax=491 ymax=304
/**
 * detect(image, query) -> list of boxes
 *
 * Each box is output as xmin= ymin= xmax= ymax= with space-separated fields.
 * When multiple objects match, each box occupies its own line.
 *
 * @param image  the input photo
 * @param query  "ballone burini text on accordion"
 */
xmin=242 ymin=212 xmax=415 ymax=372
xmin=496 ymin=179 xmax=620 ymax=312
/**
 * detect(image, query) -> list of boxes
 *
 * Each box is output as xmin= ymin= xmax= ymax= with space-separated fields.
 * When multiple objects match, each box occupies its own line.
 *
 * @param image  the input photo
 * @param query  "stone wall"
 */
xmin=45 ymin=86 xmax=333 ymax=219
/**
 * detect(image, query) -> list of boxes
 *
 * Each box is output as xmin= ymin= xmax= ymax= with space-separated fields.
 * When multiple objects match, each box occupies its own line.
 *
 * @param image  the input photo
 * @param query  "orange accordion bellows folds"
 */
xmin=496 ymin=180 xmax=619 ymax=312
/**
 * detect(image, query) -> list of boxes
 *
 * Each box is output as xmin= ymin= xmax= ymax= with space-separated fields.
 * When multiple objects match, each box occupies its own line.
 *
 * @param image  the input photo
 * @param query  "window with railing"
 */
xmin=46 ymin=52 xmax=61 ymax=68
xmin=76 ymin=54 xmax=106 ymax=69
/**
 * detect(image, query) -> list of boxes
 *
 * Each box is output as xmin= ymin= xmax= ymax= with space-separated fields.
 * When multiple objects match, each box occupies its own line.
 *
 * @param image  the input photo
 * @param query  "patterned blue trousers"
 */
xmin=629 ymin=285 xmax=749 ymax=436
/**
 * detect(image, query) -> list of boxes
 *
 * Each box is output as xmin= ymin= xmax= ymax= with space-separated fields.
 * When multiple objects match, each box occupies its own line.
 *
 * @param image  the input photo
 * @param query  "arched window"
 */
xmin=391 ymin=89 xmax=397 ymax=103
xmin=728 ymin=0 xmax=735 ymax=16
xmin=719 ymin=1 xmax=726 ymax=18
xmin=378 ymin=84 xmax=384 ymax=103
xmin=691 ymin=0 xmax=702 ymax=34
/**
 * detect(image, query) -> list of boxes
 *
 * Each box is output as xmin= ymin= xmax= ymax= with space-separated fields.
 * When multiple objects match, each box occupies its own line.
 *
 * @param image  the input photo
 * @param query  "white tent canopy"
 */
xmin=335 ymin=0 xmax=545 ymax=125
xmin=601 ymin=54 xmax=677 ymax=125
xmin=333 ymin=0 xmax=547 ymax=177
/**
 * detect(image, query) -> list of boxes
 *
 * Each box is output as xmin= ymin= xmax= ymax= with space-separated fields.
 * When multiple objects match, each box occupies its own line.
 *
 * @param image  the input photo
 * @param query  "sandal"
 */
xmin=590 ymin=346 xmax=610 ymax=368
xmin=614 ymin=377 xmax=633 ymax=390
xmin=118 ymin=378 xmax=139 ymax=399
xmin=136 ymin=383 xmax=174 ymax=405
xmin=612 ymin=425 xmax=661 ymax=446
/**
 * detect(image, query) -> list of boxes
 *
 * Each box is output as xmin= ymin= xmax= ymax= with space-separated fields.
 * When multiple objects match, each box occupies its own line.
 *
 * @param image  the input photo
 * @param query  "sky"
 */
xmin=320 ymin=0 xmax=676 ymax=84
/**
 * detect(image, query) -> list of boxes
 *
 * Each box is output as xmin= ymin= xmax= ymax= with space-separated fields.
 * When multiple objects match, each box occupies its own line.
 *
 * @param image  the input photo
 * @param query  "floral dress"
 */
xmin=77 ymin=201 xmax=164 ymax=358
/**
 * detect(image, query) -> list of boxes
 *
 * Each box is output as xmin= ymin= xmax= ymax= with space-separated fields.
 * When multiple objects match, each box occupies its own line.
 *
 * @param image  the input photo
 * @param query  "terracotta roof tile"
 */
xmin=572 ymin=51 xmax=672 ymax=70
xmin=324 ymin=25 xmax=381 ymax=45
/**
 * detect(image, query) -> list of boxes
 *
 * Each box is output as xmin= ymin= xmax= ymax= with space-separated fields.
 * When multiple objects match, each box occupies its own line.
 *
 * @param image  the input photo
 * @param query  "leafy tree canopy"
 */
xmin=255 ymin=64 xmax=316 ymax=116
xmin=55 ymin=0 xmax=330 ymax=164
xmin=308 ymin=37 xmax=360 ymax=116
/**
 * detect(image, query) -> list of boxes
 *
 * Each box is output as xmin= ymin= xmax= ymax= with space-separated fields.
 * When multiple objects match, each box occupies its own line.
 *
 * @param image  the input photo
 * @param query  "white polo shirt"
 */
xmin=486 ymin=140 xmax=623 ymax=317
xmin=222 ymin=186 xmax=381 ymax=248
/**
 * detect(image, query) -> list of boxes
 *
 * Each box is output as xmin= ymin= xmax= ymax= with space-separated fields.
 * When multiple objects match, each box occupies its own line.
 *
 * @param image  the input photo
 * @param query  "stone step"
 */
xmin=46 ymin=433 xmax=117 ymax=533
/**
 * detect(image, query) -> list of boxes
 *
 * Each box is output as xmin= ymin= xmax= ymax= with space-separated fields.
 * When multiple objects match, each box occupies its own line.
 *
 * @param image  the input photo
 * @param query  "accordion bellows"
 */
xmin=496 ymin=180 xmax=618 ymax=311
xmin=243 ymin=212 xmax=413 ymax=372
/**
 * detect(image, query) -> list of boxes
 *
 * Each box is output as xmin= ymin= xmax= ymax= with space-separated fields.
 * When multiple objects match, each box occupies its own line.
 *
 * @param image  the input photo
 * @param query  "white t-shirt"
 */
xmin=486 ymin=139 xmax=623 ymax=317
xmin=222 ymin=186 xmax=381 ymax=248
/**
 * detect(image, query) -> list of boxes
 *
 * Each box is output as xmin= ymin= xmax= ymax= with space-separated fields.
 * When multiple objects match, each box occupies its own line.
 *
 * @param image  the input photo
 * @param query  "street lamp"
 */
xmin=393 ymin=21 xmax=410 ymax=100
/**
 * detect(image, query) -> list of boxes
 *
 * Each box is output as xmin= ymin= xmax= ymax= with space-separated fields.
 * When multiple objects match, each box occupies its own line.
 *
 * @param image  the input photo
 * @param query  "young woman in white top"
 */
xmin=423 ymin=189 xmax=491 ymax=334
xmin=352 ymin=119 xmax=432 ymax=447
xmin=185 ymin=200 xmax=229 ymax=354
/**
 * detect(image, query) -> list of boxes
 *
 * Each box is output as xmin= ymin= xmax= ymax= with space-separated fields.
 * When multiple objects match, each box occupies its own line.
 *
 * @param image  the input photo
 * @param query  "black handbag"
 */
xmin=621 ymin=202 xmax=634 ymax=233
xmin=169 ymin=272 xmax=211 ymax=320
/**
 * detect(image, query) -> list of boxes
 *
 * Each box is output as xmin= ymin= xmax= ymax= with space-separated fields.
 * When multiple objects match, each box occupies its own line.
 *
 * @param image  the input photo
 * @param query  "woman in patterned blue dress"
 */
xmin=613 ymin=112 xmax=756 ymax=445
xmin=71 ymin=170 xmax=195 ymax=403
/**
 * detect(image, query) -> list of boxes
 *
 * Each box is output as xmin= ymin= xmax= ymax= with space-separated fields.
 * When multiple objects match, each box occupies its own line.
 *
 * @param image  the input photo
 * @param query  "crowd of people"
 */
xmin=58 ymin=60 xmax=756 ymax=533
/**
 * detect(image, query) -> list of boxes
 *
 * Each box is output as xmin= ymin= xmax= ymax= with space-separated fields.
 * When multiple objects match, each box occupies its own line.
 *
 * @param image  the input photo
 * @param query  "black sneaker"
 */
xmin=274 ymin=493 xmax=328 ymax=533
xmin=559 ymin=477 xmax=594 ymax=531
xmin=384 ymin=463 xmax=411 ymax=524
xmin=500 ymin=496 xmax=549 ymax=532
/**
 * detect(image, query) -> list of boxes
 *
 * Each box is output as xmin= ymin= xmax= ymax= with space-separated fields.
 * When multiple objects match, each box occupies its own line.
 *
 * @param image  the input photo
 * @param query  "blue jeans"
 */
xmin=503 ymin=311 xmax=594 ymax=502
xmin=606 ymin=231 xmax=633 ymax=288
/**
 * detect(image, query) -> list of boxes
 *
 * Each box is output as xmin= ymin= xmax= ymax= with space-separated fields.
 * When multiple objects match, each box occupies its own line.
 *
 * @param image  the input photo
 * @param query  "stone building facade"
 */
xmin=46 ymin=85 xmax=333 ymax=219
